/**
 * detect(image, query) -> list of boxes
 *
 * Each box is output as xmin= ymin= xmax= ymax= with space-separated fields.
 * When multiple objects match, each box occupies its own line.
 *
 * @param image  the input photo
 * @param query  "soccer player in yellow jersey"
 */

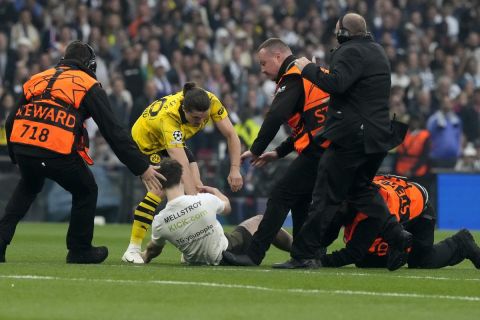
xmin=122 ymin=82 xmax=243 ymax=263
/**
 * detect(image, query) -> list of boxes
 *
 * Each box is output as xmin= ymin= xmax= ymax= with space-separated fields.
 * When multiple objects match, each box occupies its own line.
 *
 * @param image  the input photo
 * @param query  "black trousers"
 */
xmin=321 ymin=212 xmax=384 ymax=267
xmin=356 ymin=205 xmax=467 ymax=268
xmin=0 ymin=153 xmax=98 ymax=250
xmin=291 ymin=138 xmax=389 ymax=259
xmin=246 ymin=152 xmax=321 ymax=264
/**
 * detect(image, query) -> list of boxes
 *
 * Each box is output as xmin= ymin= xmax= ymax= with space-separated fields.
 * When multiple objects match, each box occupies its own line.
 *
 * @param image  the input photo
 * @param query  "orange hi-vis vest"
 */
xmin=277 ymin=66 xmax=331 ymax=153
xmin=343 ymin=175 xmax=428 ymax=256
xmin=9 ymin=66 xmax=97 ymax=163
xmin=395 ymin=129 xmax=430 ymax=176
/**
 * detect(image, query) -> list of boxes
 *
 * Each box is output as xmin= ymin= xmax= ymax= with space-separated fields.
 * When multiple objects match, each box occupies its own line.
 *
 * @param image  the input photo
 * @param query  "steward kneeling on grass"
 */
xmin=136 ymin=158 xmax=291 ymax=266
xmin=316 ymin=175 xmax=480 ymax=270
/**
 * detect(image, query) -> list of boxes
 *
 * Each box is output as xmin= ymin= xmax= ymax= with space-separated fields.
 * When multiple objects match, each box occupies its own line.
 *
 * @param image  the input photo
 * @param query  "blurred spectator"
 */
xmin=75 ymin=3 xmax=91 ymax=43
xmin=40 ymin=9 xmax=64 ymax=54
xmin=141 ymin=38 xmax=170 ymax=80
xmin=0 ymin=32 xmax=16 ymax=90
xmin=11 ymin=62 xmax=29 ymax=97
xmin=457 ymin=90 xmax=480 ymax=145
xmin=152 ymin=60 xmax=172 ymax=97
xmin=159 ymin=23 xmax=178 ymax=60
xmin=418 ymin=52 xmax=435 ymax=91
xmin=129 ymin=79 xmax=158 ymax=129
xmin=0 ymin=91 xmax=15 ymax=156
xmin=10 ymin=9 xmax=40 ymax=51
xmin=455 ymin=142 xmax=480 ymax=172
xmin=128 ymin=1 xmax=152 ymax=39
xmin=92 ymin=131 xmax=121 ymax=169
xmin=234 ymin=109 xmax=260 ymax=151
xmin=391 ymin=60 xmax=411 ymax=89
xmin=431 ymin=76 xmax=461 ymax=112
xmin=458 ymin=57 xmax=480 ymax=89
xmin=0 ymin=90 xmax=14 ymax=121
xmin=108 ymin=77 xmax=132 ymax=127
xmin=213 ymin=28 xmax=233 ymax=66
xmin=427 ymin=96 xmax=463 ymax=169
xmin=118 ymin=46 xmax=144 ymax=98
xmin=0 ymin=0 xmax=17 ymax=33
xmin=224 ymin=45 xmax=248 ymax=94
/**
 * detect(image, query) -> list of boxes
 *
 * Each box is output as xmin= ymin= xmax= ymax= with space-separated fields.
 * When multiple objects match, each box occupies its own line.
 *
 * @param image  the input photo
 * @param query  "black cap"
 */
xmin=64 ymin=40 xmax=97 ymax=73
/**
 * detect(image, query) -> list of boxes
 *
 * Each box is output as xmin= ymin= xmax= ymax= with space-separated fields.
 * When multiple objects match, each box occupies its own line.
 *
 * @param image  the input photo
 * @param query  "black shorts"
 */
xmin=224 ymin=226 xmax=252 ymax=254
xmin=147 ymin=147 xmax=196 ymax=165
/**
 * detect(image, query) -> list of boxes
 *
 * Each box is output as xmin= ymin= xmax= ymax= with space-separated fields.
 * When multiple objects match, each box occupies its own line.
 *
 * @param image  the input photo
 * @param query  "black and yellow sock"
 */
xmin=128 ymin=192 xmax=161 ymax=247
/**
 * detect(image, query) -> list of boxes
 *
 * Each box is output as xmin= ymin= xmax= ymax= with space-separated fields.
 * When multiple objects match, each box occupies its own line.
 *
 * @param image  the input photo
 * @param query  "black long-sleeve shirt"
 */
xmin=6 ymin=60 xmax=149 ymax=176
xmin=250 ymin=55 xmax=304 ymax=157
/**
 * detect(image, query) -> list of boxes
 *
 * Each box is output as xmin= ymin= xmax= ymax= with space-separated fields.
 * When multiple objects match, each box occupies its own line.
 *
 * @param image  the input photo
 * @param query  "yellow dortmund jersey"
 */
xmin=132 ymin=90 xmax=228 ymax=154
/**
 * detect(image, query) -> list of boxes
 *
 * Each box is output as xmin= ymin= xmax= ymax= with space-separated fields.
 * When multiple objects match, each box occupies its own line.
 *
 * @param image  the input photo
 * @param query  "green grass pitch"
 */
xmin=0 ymin=223 xmax=479 ymax=320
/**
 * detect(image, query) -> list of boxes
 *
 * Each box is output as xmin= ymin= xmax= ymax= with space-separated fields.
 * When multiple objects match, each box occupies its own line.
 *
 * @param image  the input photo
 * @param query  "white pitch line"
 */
xmin=1 ymin=275 xmax=479 ymax=302
xmin=7 ymin=262 xmax=480 ymax=282
xmin=210 ymin=267 xmax=480 ymax=282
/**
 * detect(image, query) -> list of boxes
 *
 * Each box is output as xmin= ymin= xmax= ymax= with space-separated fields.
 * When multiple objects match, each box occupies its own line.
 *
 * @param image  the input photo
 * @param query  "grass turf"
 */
xmin=0 ymin=223 xmax=479 ymax=320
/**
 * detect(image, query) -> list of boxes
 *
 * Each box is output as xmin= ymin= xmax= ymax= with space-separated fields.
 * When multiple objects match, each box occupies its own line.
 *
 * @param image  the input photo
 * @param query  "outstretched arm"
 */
xmin=198 ymin=185 xmax=231 ymax=215
xmin=167 ymin=147 xmax=199 ymax=195
xmin=296 ymin=48 xmax=364 ymax=94
xmin=215 ymin=117 xmax=243 ymax=192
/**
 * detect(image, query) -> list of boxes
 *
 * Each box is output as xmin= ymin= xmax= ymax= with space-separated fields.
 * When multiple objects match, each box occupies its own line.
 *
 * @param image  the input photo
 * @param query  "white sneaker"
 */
xmin=122 ymin=247 xmax=145 ymax=264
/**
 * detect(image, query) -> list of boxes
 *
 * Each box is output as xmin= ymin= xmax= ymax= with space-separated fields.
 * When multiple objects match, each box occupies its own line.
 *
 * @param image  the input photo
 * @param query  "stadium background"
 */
xmin=0 ymin=0 xmax=479 ymax=229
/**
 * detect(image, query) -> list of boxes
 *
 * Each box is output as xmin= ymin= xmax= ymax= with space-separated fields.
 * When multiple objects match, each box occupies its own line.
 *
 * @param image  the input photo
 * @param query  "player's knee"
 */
xmin=239 ymin=215 xmax=263 ymax=233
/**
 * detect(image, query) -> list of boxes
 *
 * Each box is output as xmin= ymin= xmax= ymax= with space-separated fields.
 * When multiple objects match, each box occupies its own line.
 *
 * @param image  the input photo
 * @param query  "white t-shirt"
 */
xmin=151 ymin=193 xmax=228 ymax=265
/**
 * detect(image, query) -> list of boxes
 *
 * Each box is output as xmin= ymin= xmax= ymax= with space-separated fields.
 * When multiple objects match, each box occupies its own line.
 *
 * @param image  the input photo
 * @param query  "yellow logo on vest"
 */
xmin=149 ymin=153 xmax=161 ymax=164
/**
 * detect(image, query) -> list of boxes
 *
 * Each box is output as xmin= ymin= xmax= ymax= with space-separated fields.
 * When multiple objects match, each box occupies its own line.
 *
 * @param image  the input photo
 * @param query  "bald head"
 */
xmin=341 ymin=13 xmax=367 ymax=36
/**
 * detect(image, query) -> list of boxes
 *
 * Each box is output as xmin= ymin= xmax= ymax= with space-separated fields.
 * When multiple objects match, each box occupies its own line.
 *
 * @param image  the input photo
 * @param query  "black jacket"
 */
xmin=302 ymin=35 xmax=395 ymax=153
xmin=6 ymin=59 xmax=149 ymax=176
xmin=250 ymin=55 xmax=302 ymax=157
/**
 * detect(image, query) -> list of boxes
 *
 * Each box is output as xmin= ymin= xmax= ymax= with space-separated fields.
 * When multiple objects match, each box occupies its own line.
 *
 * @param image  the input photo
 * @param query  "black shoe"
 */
xmin=66 ymin=246 xmax=108 ymax=264
xmin=454 ymin=229 xmax=480 ymax=269
xmin=0 ymin=238 xmax=6 ymax=263
xmin=221 ymin=251 xmax=259 ymax=266
xmin=387 ymin=230 xmax=412 ymax=271
xmin=272 ymin=258 xmax=322 ymax=269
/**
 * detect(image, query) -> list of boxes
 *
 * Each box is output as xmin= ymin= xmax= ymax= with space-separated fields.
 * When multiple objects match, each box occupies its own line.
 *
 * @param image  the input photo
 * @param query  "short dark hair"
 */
xmin=157 ymin=158 xmax=183 ymax=189
xmin=257 ymin=38 xmax=290 ymax=53
xmin=182 ymin=82 xmax=210 ymax=112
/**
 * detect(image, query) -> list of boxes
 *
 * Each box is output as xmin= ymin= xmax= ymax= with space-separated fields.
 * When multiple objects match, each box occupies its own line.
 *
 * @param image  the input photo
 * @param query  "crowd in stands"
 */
xmin=0 ymin=0 xmax=479 ymax=217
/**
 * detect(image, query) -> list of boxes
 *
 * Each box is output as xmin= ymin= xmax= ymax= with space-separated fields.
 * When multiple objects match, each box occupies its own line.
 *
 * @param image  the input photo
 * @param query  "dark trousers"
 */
xmin=356 ymin=205 xmax=467 ymax=268
xmin=291 ymin=138 xmax=389 ymax=259
xmin=322 ymin=213 xmax=384 ymax=267
xmin=246 ymin=152 xmax=321 ymax=264
xmin=0 ymin=153 xmax=98 ymax=250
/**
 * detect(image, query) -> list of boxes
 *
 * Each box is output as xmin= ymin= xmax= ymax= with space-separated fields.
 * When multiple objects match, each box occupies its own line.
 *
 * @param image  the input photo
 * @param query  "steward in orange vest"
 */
xmin=320 ymin=175 xmax=480 ymax=269
xmin=222 ymin=38 xmax=332 ymax=267
xmin=343 ymin=175 xmax=428 ymax=256
xmin=279 ymin=65 xmax=331 ymax=153
xmin=10 ymin=60 xmax=97 ymax=163
xmin=395 ymin=115 xmax=431 ymax=177
xmin=0 ymin=41 xmax=161 ymax=264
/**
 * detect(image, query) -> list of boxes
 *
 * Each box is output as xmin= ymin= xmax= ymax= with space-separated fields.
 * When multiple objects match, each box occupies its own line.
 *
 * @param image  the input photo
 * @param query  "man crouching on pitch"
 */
xmin=138 ymin=158 xmax=291 ymax=265
xmin=316 ymin=175 xmax=480 ymax=270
